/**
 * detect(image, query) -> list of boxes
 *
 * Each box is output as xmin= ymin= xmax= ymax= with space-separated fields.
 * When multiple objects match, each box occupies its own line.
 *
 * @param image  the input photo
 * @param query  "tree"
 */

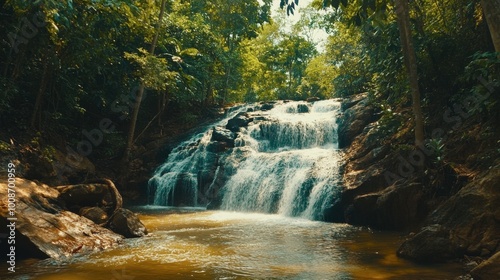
xmin=318 ymin=0 xmax=425 ymax=146
xmin=393 ymin=0 xmax=424 ymax=146
xmin=123 ymin=0 xmax=167 ymax=163
xmin=481 ymin=0 xmax=500 ymax=53
xmin=298 ymin=54 xmax=336 ymax=99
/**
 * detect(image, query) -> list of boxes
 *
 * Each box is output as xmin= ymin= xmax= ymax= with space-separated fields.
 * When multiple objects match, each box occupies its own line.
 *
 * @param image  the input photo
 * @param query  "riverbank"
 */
xmin=336 ymin=93 xmax=500 ymax=277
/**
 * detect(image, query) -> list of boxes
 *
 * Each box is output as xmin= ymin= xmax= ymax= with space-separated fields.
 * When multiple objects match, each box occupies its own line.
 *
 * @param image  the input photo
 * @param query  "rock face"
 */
xmin=0 ymin=179 xmax=123 ymax=260
xmin=336 ymin=91 xmax=500 ymax=266
xmin=335 ymin=94 xmax=428 ymax=230
xmin=337 ymin=93 xmax=380 ymax=148
xmin=398 ymin=165 xmax=500 ymax=262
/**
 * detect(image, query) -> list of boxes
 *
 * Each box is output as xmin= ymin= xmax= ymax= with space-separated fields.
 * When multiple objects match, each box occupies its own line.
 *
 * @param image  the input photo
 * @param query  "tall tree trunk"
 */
xmin=481 ymin=0 xmax=500 ymax=52
xmin=31 ymin=52 xmax=50 ymax=129
xmin=394 ymin=0 xmax=425 ymax=147
xmin=122 ymin=0 xmax=167 ymax=163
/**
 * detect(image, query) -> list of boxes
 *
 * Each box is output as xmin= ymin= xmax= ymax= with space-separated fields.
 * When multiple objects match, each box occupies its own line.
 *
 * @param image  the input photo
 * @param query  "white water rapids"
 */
xmin=149 ymin=100 xmax=343 ymax=220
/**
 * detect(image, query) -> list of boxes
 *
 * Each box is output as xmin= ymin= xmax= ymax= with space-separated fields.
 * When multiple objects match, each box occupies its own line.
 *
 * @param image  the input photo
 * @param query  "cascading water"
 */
xmin=149 ymin=100 xmax=343 ymax=221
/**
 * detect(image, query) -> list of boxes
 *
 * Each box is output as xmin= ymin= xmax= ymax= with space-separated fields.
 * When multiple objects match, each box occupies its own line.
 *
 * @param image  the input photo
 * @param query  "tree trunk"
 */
xmin=31 ymin=52 xmax=50 ymax=129
xmin=394 ymin=0 xmax=425 ymax=147
xmin=122 ymin=0 xmax=167 ymax=163
xmin=481 ymin=0 xmax=500 ymax=53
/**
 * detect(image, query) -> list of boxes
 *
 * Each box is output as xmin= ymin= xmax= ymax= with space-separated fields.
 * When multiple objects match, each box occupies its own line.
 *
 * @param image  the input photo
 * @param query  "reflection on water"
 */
xmin=2 ymin=207 xmax=461 ymax=279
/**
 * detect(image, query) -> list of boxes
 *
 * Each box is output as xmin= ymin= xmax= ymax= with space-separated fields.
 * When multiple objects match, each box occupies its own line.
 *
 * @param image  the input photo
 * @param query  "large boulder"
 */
xmin=107 ymin=208 xmax=148 ymax=238
xmin=211 ymin=126 xmax=235 ymax=147
xmin=0 ymin=179 xmax=123 ymax=260
xmin=259 ymin=102 xmax=275 ymax=111
xmin=397 ymin=224 xmax=464 ymax=263
xmin=398 ymin=164 xmax=500 ymax=262
xmin=226 ymin=113 xmax=253 ymax=132
xmin=296 ymin=103 xmax=310 ymax=113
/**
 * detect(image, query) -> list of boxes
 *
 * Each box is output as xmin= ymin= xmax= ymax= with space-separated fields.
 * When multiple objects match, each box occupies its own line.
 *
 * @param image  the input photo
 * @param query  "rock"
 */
xmin=172 ymin=172 xmax=198 ymax=206
xmin=340 ymin=92 xmax=367 ymax=111
xmin=55 ymin=178 xmax=123 ymax=216
xmin=260 ymin=103 xmax=275 ymax=111
xmin=79 ymin=207 xmax=108 ymax=225
xmin=226 ymin=113 xmax=253 ymax=132
xmin=344 ymin=182 xmax=428 ymax=230
xmin=297 ymin=103 xmax=310 ymax=113
xmin=0 ymin=179 xmax=123 ymax=260
xmin=211 ymin=126 xmax=235 ymax=147
xmin=397 ymin=164 xmax=500 ymax=262
xmin=465 ymin=261 xmax=479 ymax=271
xmin=107 ymin=208 xmax=148 ymax=238
xmin=206 ymin=141 xmax=230 ymax=153
xmin=306 ymin=96 xmax=321 ymax=102
xmin=397 ymin=224 xmax=464 ymax=263
xmin=337 ymin=94 xmax=380 ymax=148
xmin=471 ymin=251 xmax=500 ymax=279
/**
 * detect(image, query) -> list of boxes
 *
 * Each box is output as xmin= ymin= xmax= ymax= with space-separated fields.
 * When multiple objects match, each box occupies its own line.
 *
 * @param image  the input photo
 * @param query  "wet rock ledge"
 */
xmin=0 ymin=178 xmax=147 ymax=260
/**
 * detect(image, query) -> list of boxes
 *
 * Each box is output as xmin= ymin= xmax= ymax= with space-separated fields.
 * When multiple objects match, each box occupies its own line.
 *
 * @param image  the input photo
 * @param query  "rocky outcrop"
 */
xmin=398 ymin=165 xmax=500 ymax=262
xmin=337 ymin=93 xmax=380 ymax=148
xmin=338 ymin=91 xmax=500 ymax=268
xmin=0 ymin=178 xmax=149 ymax=260
xmin=0 ymin=179 xmax=123 ymax=260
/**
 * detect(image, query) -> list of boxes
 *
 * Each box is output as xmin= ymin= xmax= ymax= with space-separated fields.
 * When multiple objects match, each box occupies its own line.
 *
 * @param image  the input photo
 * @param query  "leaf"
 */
xmin=180 ymin=48 xmax=199 ymax=56
xmin=280 ymin=0 xmax=286 ymax=9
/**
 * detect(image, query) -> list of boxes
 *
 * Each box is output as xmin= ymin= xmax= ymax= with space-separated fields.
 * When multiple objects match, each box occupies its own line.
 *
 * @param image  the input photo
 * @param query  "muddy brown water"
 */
xmin=1 ymin=207 xmax=462 ymax=279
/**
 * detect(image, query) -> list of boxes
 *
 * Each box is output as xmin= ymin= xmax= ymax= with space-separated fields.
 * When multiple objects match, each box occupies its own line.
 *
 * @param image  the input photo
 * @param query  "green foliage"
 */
xmin=0 ymin=0 xmax=497 ymax=164
xmin=426 ymin=138 xmax=445 ymax=164
xmin=237 ymin=7 xmax=322 ymax=101
xmin=376 ymin=104 xmax=404 ymax=135
xmin=124 ymin=48 xmax=177 ymax=91
xmin=298 ymin=54 xmax=336 ymax=99
xmin=0 ymin=140 xmax=11 ymax=153
xmin=461 ymin=51 xmax=500 ymax=115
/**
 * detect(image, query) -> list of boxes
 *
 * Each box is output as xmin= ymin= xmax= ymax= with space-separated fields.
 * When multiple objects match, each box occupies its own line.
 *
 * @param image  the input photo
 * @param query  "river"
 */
xmin=2 ymin=207 xmax=461 ymax=280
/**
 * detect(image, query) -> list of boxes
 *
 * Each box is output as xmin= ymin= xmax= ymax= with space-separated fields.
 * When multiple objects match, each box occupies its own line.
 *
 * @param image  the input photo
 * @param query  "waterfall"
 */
xmin=149 ymin=100 xmax=343 ymax=221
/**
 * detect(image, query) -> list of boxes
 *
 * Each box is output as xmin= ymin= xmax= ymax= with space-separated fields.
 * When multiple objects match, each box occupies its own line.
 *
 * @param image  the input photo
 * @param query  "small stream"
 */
xmin=2 ymin=207 xmax=462 ymax=280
